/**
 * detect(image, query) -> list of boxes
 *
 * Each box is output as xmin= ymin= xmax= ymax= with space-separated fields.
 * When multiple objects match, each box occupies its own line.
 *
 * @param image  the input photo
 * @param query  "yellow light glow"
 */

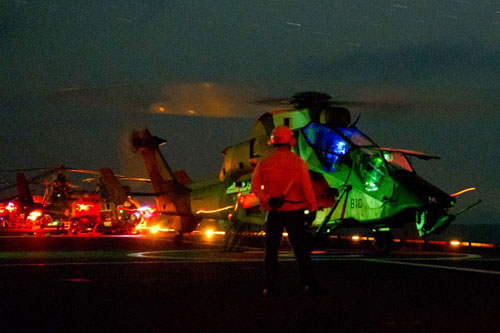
xmin=204 ymin=229 xmax=215 ymax=239
xmin=150 ymin=225 xmax=160 ymax=234
xmin=6 ymin=203 xmax=16 ymax=212
xmin=450 ymin=187 xmax=476 ymax=197
xmin=158 ymin=106 xmax=165 ymax=112
xmin=196 ymin=205 xmax=235 ymax=214
xmin=77 ymin=203 xmax=91 ymax=212
xmin=470 ymin=242 xmax=494 ymax=248
xmin=188 ymin=109 xmax=196 ymax=115
xmin=352 ymin=235 xmax=360 ymax=241
xmin=27 ymin=210 xmax=42 ymax=221
xmin=450 ymin=240 xmax=461 ymax=247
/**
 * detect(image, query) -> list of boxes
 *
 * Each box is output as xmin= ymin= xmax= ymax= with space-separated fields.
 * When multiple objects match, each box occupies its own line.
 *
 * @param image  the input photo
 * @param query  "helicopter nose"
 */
xmin=390 ymin=170 xmax=455 ymax=209
xmin=390 ymin=170 xmax=455 ymax=236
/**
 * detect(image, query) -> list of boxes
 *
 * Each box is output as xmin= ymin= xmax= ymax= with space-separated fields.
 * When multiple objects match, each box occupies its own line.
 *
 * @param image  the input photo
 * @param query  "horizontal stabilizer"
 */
xmin=378 ymin=148 xmax=440 ymax=160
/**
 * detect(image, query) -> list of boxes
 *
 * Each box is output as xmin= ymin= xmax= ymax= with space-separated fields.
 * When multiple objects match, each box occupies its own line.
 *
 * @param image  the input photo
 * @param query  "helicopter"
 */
xmin=0 ymin=166 xmax=147 ymax=234
xmin=130 ymin=91 xmax=480 ymax=252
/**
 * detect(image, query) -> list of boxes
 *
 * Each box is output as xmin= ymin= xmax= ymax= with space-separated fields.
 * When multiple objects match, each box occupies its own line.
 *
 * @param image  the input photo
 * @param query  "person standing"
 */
xmin=251 ymin=125 xmax=323 ymax=296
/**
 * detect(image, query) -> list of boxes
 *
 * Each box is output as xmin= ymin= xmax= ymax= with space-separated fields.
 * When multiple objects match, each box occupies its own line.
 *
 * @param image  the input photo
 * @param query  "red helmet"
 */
xmin=270 ymin=126 xmax=296 ymax=146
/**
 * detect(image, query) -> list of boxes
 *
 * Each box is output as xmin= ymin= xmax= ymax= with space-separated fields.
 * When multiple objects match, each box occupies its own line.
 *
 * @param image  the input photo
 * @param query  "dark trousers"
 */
xmin=264 ymin=210 xmax=314 ymax=289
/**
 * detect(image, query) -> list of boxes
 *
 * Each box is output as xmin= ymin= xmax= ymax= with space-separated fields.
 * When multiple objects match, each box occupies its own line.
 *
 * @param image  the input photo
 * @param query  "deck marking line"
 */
xmin=365 ymin=258 xmax=500 ymax=276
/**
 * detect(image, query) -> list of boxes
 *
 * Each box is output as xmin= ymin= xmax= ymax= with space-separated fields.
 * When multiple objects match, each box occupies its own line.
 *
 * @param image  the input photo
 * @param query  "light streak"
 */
xmin=450 ymin=240 xmax=461 ymax=247
xmin=450 ymin=187 xmax=476 ymax=197
xmin=135 ymin=224 xmax=175 ymax=233
xmin=470 ymin=242 xmax=494 ymax=248
xmin=405 ymin=239 xmax=425 ymax=244
xmin=115 ymin=17 xmax=132 ymax=23
xmin=428 ymin=240 xmax=447 ymax=245
xmin=366 ymin=259 xmax=500 ymax=276
xmin=195 ymin=205 xmax=235 ymax=215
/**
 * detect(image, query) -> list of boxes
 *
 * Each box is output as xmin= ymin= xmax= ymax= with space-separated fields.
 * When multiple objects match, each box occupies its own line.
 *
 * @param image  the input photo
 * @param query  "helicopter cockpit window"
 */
xmin=359 ymin=150 xmax=386 ymax=192
xmin=303 ymin=122 xmax=351 ymax=172
xmin=337 ymin=127 xmax=375 ymax=147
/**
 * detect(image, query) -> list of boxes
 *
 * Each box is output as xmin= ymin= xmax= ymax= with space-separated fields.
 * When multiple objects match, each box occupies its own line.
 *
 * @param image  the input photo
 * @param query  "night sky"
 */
xmin=1 ymin=0 xmax=498 ymax=225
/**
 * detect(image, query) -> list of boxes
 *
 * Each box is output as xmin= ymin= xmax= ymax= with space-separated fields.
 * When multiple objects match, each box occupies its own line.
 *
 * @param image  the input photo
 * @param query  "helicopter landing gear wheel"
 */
xmin=126 ymin=225 xmax=138 ymax=235
xmin=372 ymin=231 xmax=394 ymax=254
xmin=223 ymin=223 xmax=246 ymax=252
xmin=173 ymin=232 xmax=184 ymax=245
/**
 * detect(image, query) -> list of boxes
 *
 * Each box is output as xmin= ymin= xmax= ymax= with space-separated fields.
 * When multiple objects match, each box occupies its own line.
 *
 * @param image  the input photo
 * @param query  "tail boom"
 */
xmin=131 ymin=129 xmax=201 ymax=232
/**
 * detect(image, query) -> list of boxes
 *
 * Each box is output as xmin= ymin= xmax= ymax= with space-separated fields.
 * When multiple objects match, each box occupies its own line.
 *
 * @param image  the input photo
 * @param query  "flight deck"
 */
xmin=1 ymin=233 xmax=499 ymax=332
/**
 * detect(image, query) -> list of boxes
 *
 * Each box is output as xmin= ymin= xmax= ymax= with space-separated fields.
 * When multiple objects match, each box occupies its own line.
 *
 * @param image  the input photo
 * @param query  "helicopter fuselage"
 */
xmin=186 ymin=107 xmax=455 ymax=238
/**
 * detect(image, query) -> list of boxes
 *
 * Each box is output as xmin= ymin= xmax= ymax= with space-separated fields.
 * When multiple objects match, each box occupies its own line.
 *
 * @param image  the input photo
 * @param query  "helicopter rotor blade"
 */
xmin=0 ymin=167 xmax=55 ymax=172
xmin=80 ymin=174 xmax=147 ymax=183
xmin=42 ymin=81 xmax=266 ymax=118
xmin=0 ymin=169 xmax=55 ymax=192
xmin=251 ymin=91 xmax=387 ymax=109
xmin=67 ymin=169 xmax=100 ymax=175
xmin=46 ymin=83 xmax=166 ymax=112
xmin=0 ymin=165 xmax=102 ymax=192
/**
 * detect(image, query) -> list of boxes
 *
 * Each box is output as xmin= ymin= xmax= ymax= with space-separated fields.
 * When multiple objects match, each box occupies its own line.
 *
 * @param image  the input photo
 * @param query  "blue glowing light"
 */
xmin=303 ymin=123 xmax=351 ymax=172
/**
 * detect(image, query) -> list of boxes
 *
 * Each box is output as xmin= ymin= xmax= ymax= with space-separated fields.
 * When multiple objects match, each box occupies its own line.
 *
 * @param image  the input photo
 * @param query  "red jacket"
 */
xmin=251 ymin=147 xmax=318 ymax=212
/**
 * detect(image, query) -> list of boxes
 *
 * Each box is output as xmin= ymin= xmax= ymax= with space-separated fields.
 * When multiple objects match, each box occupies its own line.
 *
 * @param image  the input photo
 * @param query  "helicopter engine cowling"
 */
xmin=319 ymin=106 xmax=351 ymax=127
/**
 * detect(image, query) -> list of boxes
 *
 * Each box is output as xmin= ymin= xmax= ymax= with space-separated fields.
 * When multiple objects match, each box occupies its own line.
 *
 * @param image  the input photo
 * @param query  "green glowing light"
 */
xmin=365 ymin=181 xmax=379 ymax=192
xmin=416 ymin=212 xmax=426 ymax=236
